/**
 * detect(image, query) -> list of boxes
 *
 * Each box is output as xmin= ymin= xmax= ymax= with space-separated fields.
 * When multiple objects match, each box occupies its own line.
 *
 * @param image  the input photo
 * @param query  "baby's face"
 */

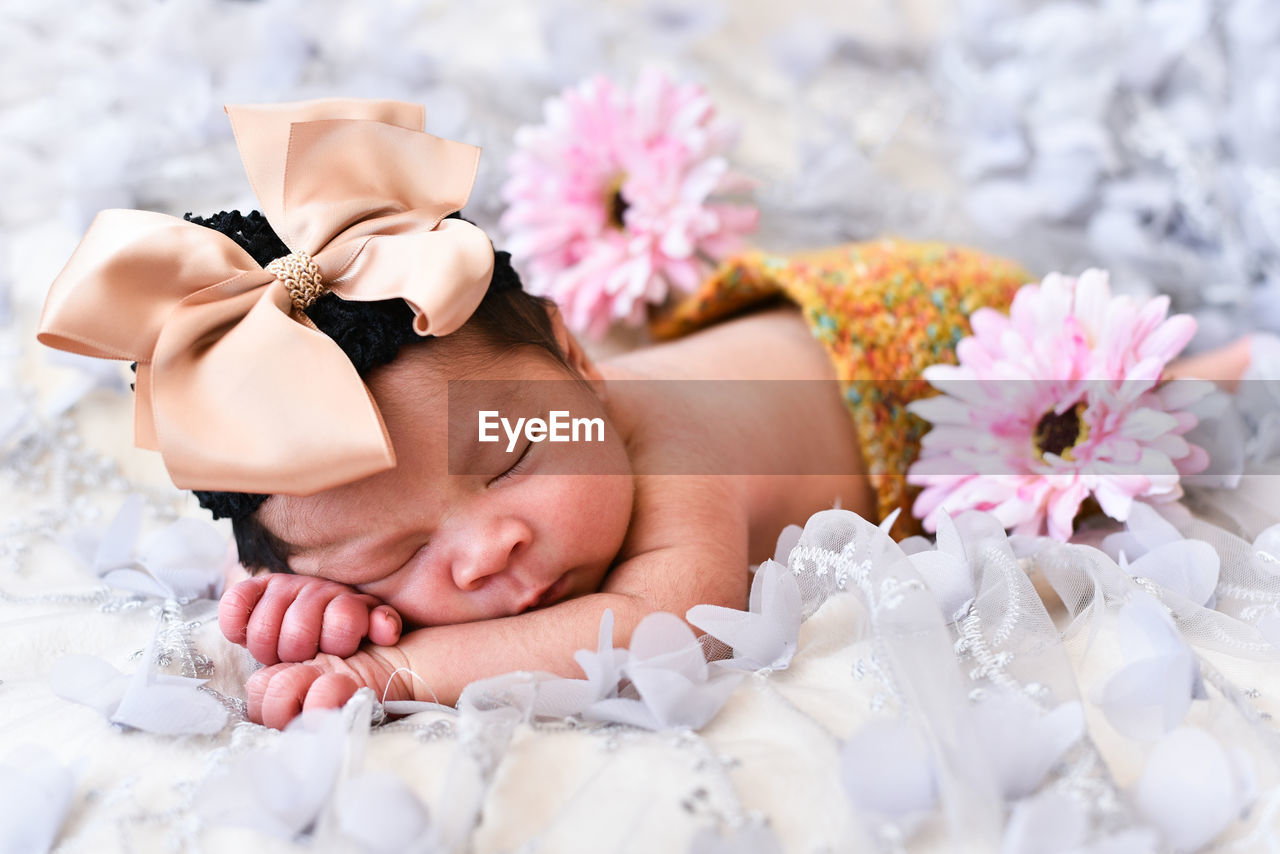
xmin=257 ymin=336 xmax=634 ymax=627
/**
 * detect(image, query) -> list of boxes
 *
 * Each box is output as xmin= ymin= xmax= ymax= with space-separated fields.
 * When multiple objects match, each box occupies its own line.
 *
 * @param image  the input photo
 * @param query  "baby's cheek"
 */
xmin=372 ymin=575 xmax=449 ymax=629
xmin=560 ymin=475 xmax=632 ymax=557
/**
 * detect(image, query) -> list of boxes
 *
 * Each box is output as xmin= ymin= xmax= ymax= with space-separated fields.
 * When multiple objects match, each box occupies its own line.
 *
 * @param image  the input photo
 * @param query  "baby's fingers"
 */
xmin=317 ymin=594 xmax=378 ymax=657
xmin=246 ymin=664 xmax=360 ymax=729
xmin=366 ymin=605 xmax=403 ymax=647
xmin=245 ymin=583 xmax=302 ymax=666
xmin=218 ymin=577 xmax=269 ymax=646
xmin=247 ymin=662 xmax=320 ymax=729
xmin=302 ymin=672 xmax=360 ymax=714
xmin=315 ymin=597 xmax=401 ymax=655
xmin=275 ymin=583 xmax=344 ymax=663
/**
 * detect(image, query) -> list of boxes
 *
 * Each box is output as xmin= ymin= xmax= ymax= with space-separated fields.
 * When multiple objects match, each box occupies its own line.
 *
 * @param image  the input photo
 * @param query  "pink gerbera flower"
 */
xmin=499 ymin=69 xmax=758 ymax=337
xmin=907 ymin=270 xmax=1209 ymax=541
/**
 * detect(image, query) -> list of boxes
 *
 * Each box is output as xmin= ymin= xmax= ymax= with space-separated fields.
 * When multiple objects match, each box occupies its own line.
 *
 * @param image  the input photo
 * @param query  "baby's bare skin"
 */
xmin=224 ymin=304 xmax=1261 ymax=728
xmin=226 ymin=304 xmax=875 ymax=726
xmin=607 ymin=305 xmax=875 ymax=562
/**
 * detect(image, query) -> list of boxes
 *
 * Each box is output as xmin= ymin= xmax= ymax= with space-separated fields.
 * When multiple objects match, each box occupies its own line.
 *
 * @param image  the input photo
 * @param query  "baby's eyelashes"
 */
xmin=349 ymin=542 xmax=429 ymax=594
xmin=488 ymin=442 xmax=533 ymax=486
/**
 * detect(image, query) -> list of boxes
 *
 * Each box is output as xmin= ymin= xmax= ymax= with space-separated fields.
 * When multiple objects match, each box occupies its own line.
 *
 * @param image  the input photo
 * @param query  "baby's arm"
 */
xmin=1161 ymin=335 xmax=1257 ymax=389
xmin=219 ymin=573 xmax=403 ymax=665
xmin=245 ymin=476 xmax=751 ymax=728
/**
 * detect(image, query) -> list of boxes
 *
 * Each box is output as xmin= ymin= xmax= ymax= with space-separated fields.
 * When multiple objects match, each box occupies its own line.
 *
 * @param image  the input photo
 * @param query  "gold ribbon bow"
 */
xmin=37 ymin=98 xmax=495 ymax=494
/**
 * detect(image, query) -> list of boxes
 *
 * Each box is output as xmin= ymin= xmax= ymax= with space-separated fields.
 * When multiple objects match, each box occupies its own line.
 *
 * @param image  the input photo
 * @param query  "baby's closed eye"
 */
xmin=347 ymin=542 xmax=428 ymax=595
xmin=487 ymin=441 xmax=534 ymax=485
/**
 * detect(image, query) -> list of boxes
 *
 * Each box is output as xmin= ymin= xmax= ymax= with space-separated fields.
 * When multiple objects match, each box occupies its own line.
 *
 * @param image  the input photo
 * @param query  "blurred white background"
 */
xmin=2 ymin=0 xmax=1278 ymax=345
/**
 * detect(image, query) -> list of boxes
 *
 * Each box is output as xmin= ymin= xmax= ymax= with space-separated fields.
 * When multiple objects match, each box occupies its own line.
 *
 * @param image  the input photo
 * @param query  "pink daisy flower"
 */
xmin=906 ymin=270 xmax=1209 ymax=542
xmin=500 ymin=69 xmax=758 ymax=337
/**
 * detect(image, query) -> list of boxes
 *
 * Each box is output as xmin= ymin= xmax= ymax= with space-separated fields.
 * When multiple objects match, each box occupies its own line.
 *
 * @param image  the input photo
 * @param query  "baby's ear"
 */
xmin=544 ymin=303 xmax=605 ymax=389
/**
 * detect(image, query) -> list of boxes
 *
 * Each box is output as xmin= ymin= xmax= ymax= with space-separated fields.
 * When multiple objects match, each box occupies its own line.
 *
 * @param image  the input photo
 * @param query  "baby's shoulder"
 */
xmin=610 ymin=305 xmax=834 ymax=382
xmin=613 ymin=469 xmax=751 ymax=565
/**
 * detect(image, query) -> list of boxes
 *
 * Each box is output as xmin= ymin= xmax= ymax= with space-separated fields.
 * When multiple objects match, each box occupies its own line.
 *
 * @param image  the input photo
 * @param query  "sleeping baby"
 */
xmin=37 ymin=98 xmax=1256 ymax=729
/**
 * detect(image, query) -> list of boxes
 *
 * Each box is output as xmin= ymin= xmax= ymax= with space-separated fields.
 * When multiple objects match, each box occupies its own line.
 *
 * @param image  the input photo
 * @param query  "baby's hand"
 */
xmin=218 ymin=574 xmax=403 ymax=666
xmin=246 ymin=648 xmax=415 ymax=729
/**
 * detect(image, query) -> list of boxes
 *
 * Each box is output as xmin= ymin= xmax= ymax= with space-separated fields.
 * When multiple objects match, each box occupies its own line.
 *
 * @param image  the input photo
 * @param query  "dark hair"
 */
xmin=184 ymin=210 xmax=565 ymax=572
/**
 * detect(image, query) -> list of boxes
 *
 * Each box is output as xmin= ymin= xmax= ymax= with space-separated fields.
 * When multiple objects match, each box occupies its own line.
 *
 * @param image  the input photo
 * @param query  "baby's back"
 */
xmin=603 ymin=306 xmax=875 ymax=563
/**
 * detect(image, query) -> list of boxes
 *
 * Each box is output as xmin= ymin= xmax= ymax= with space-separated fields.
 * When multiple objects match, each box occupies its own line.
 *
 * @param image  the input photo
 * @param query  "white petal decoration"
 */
xmin=1134 ymin=727 xmax=1250 ymax=853
xmin=968 ymin=691 xmax=1084 ymax=799
xmin=49 ymin=654 xmax=130 ymax=719
xmin=1073 ymin=830 xmax=1160 ymax=854
xmin=576 ymin=606 xmax=624 ymax=686
xmin=688 ymin=821 xmax=784 ymax=854
xmin=0 ymin=746 xmax=75 ymax=854
xmin=92 ymin=494 xmax=144 ymax=573
xmin=687 ymin=560 xmax=802 ymax=671
xmin=1101 ymin=500 xmax=1183 ymax=562
xmin=1123 ymin=539 xmax=1219 ymax=606
xmin=878 ymin=506 xmax=903 ymax=533
xmin=49 ymin=633 xmax=226 ymax=736
xmin=585 ymin=612 xmax=742 ymax=731
xmin=1097 ymin=657 xmax=1197 ymax=741
xmin=573 ymin=608 xmax=627 ymax=689
xmin=89 ymin=495 xmax=227 ymax=602
xmin=198 ymin=709 xmax=348 ymax=840
xmin=907 ymin=512 xmax=977 ymax=622
xmin=1256 ymin=611 xmax=1280 ymax=651
xmin=1000 ymin=789 xmax=1085 ymax=854
xmin=1253 ymin=523 xmax=1280 ymax=577
xmin=335 ymin=770 xmax=433 ymax=854
xmin=99 ymin=568 xmax=171 ymax=599
xmin=908 ymin=550 xmax=975 ymax=623
xmin=529 ymin=608 xmax=628 ymax=718
xmin=840 ymin=718 xmax=937 ymax=817
xmin=773 ymin=524 xmax=803 ymax=564
xmin=1095 ymin=593 xmax=1202 ymax=740
xmin=110 ymin=665 xmax=228 ymax=737
xmin=137 ymin=518 xmax=228 ymax=600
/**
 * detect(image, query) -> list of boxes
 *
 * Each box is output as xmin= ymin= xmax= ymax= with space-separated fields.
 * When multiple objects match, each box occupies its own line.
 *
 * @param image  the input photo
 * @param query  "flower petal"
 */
xmin=840 ymin=719 xmax=937 ymax=816
xmin=1134 ymin=728 xmax=1247 ymax=852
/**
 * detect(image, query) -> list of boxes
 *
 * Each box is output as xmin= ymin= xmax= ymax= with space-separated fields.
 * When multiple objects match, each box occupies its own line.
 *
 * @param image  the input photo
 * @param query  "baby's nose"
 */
xmin=449 ymin=516 xmax=532 ymax=591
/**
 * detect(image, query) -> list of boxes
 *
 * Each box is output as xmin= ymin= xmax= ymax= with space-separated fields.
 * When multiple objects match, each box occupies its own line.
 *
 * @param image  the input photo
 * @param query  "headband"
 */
xmin=37 ymin=98 xmax=495 ymax=495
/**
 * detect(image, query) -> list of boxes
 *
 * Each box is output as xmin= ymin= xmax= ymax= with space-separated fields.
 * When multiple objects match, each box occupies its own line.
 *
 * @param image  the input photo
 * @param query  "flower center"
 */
xmin=605 ymin=174 xmax=629 ymax=230
xmin=1033 ymin=402 xmax=1090 ymax=461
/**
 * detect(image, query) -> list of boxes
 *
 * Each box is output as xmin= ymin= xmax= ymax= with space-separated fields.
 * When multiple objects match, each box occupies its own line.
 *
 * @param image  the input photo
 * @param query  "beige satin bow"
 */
xmin=37 ymin=98 xmax=495 ymax=494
